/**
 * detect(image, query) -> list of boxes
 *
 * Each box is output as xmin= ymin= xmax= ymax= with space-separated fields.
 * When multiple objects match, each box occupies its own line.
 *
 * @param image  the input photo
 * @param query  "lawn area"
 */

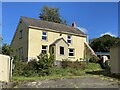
xmin=12 ymin=63 xmax=102 ymax=82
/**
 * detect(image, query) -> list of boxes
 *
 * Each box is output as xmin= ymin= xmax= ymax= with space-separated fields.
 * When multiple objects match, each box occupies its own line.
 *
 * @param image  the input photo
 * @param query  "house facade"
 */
xmin=11 ymin=17 xmax=87 ymax=62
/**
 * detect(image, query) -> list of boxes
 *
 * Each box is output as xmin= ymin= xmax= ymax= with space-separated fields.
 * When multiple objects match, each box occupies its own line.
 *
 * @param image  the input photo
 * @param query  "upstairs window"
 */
xmin=67 ymin=35 xmax=71 ymax=44
xmin=19 ymin=30 xmax=23 ymax=39
xmin=42 ymin=31 xmax=47 ymax=40
xmin=42 ymin=45 xmax=47 ymax=54
xmin=69 ymin=48 xmax=74 ymax=56
xmin=60 ymin=46 xmax=64 ymax=55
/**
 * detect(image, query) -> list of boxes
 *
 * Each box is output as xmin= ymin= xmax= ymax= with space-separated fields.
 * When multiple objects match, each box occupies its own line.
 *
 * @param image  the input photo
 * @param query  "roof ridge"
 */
xmin=21 ymin=16 xmax=86 ymax=36
xmin=21 ymin=16 xmax=79 ymax=30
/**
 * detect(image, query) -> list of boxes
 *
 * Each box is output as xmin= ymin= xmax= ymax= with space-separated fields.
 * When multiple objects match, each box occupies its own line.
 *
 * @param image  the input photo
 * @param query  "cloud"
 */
xmin=76 ymin=27 xmax=88 ymax=34
xmin=100 ymin=32 xmax=117 ymax=37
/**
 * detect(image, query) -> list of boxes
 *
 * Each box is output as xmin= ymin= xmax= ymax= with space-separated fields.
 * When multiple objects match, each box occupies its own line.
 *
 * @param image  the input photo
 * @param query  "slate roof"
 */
xmin=21 ymin=16 xmax=86 ymax=36
xmin=50 ymin=38 xmax=69 ymax=46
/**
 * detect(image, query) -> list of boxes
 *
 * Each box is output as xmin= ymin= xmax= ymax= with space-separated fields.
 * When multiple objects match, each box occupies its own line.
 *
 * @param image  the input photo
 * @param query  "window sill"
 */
xmin=68 ymin=56 xmax=75 ymax=58
xmin=41 ymin=39 xmax=48 ymax=41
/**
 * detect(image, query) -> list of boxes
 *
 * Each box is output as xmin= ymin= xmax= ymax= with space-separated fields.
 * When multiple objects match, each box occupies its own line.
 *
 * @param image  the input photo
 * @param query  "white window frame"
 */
xmin=68 ymin=48 xmax=74 ymax=57
xmin=42 ymin=31 xmax=47 ymax=41
xmin=67 ymin=35 xmax=71 ymax=44
xmin=42 ymin=45 xmax=47 ymax=54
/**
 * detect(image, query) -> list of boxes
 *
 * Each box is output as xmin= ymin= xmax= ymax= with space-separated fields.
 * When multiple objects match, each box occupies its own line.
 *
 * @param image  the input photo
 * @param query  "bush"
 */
xmin=13 ymin=59 xmax=27 ymax=76
xmin=89 ymin=55 xmax=100 ymax=63
xmin=61 ymin=59 xmax=87 ymax=69
xmin=13 ymin=53 xmax=54 ymax=77
xmin=23 ymin=59 xmax=38 ymax=77
xmin=37 ymin=53 xmax=54 ymax=76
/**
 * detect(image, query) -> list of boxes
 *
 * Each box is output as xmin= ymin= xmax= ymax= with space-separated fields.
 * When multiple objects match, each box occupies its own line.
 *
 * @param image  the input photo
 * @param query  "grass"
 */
xmin=12 ymin=63 xmax=102 ymax=82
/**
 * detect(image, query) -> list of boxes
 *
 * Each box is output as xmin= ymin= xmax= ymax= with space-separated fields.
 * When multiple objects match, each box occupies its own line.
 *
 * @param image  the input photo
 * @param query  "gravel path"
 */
xmin=15 ymin=77 xmax=119 ymax=88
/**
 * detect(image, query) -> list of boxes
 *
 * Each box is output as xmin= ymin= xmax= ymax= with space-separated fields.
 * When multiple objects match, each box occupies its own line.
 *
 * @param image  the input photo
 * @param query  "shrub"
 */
xmin=22 ymin=59 xmax=38 ymax=77
xmin=89 ymin=55 xmax=100 ymax=63
xmin=12 ymin=59 xmax=27 ymax=76
xmin=13 ymin=53 xmax=54 ymax=77
xmin=37 ymin=53 xmax=54 ymax=76
xmin=61 ymin=59 xmax=87 ymax=69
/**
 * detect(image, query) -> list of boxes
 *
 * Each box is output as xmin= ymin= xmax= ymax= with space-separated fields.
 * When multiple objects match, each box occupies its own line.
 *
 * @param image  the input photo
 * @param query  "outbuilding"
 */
xmin=110 ymin=45 xmax=120 ymax=74
xmin=0 ymin=54 xmax=13 ymax=82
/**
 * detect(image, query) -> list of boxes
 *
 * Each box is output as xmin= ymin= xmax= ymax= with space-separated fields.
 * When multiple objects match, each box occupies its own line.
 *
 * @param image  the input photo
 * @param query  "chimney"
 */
xmin=72 ymin=22 xmax=76 ymax=27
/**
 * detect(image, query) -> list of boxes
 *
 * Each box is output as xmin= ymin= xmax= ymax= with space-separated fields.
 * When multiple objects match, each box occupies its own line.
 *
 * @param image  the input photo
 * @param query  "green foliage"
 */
xmin=23 ymin=59 xmax=38 ymax=77
xmin=2 ymin=43 xmax=13 ymax=55
xmin=39 ymin=6 xmax=67 ymax=24
xmin=13 ymin=53 xmax=54 ymax=77
xmin=13 ymin=59 xmax=27 ymax=76
xmin=37 ymin=53 xmax=54 ymax=76
xmin=90 ymin=34 xmax=120 ymax=52
xmin=89 ymin=55 xmax=100 ymax=63
xmin=61 ymin=59 xmax=87 ymax=69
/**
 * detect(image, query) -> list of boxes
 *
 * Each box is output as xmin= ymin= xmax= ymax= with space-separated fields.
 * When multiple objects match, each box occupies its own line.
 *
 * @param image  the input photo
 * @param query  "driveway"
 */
xmin=14 ymin=77 xmax=119 ymax=88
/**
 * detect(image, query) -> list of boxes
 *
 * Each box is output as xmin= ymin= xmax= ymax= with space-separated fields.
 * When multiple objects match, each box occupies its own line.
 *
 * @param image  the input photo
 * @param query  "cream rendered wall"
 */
xmin=28 ymin=28 xmax=86 ymax=61
xmin=11 ymin=20 xmax=28 ymax=61
xmin=0 ymin=54 xmax=11 ymax=82
xmin=55 ymin=39 xmax=68 ymax=61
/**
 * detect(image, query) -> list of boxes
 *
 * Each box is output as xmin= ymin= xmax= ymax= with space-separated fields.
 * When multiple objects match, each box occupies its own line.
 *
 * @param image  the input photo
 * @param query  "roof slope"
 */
xmin=21 ymin=16 xmax=86 ymax=36
xmin=50 ymin=38 xmax=69 ymax=46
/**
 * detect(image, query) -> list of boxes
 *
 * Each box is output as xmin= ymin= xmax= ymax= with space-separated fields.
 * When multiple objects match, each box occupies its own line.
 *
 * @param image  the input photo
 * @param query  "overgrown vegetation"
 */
xmin=12 ymin=62 xmax=102 ymax=81
xmin=13 ymin=53 xmax=102 ymax=79
xmin=13 ymin=53 xmax=54 ymax=77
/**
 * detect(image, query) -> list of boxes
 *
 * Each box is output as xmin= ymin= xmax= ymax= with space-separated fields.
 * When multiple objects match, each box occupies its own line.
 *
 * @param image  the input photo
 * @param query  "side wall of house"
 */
xmin=11 ymin=20 xmax=29 ymax=61
xmin=28 ymin=28 xmax=86 ymax=61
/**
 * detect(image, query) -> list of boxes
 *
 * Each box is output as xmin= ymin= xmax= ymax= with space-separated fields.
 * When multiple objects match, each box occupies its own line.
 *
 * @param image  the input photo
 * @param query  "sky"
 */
xmin=2 ymin=2 xmax=118 ymax=44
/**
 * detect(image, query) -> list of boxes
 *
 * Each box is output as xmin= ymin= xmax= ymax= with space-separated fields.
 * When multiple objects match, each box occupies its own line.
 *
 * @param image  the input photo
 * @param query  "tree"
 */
xmin=39 ymin=6 xmax=67 ymax=24
xmin=2 ymin=43 xmax=13 ymax=55
xmin=89 ymin=34 xmax=120 ymax=52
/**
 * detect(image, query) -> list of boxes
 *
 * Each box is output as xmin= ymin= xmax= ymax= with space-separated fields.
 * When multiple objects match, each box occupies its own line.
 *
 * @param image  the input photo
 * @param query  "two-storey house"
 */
xmin=11 ymin=16 xmax=87 ymax=62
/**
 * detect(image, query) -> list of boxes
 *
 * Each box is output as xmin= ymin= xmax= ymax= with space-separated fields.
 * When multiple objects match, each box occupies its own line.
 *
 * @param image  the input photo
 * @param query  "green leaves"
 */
xmin=39 ymin=6 xmax=67 ymax=25
xmin=90 ymin=34 xmax=120 ymax=52
xmin=2 ymin=43 xmax=13 ymax=55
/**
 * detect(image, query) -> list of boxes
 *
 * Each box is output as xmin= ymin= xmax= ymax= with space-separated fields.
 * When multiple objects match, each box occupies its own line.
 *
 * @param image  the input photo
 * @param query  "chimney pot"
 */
xmin=72 ymin=22 xmax=76 ymax=27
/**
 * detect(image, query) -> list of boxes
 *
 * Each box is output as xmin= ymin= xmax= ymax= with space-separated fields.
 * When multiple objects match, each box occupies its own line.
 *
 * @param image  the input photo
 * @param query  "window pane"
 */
xmin=68 ymin=35 xmax=71 ymax=39
xmin=69 ymin=49 xmax=74 ymax=56
xmin=42 ymin=45 xmax=47 ymax=49
xmin=69 ymin=49 xmax=73 ymax=52
xmin=67 ymin=40 xmax=71 ymax=43
xmin=60 ymin=46 xmax=64 ymax=55
xmin=42 ymin=36 xmax=47 ymax=40
xmin=69 ymin=53 xmax=74 ymax=56
xmin=42 ymin=32 xmax=46 ymax=35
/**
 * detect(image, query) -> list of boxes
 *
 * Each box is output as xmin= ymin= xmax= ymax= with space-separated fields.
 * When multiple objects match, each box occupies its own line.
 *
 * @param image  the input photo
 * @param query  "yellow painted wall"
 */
xmin=0 ymin=54 xmax=11 ymax=82
xmin=28 ymin=28 xmax=86 ymax=61
xmin=11 ymin=20 xmax=28 ymax=61
xmin=55 ymin=39 xmax=68 ymax=61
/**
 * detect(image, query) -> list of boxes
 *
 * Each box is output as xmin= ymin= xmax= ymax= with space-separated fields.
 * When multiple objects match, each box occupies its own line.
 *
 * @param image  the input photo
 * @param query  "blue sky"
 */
xmin=2 ymin=2 xmax=118 ymax=44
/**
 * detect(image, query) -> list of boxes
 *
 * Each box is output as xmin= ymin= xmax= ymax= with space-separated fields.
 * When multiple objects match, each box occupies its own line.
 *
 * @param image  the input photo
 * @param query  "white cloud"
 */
xmin=100 ymin=32 xmax=117 ymax=37
xmin=76 ymin=27 xmax=88 ymax=34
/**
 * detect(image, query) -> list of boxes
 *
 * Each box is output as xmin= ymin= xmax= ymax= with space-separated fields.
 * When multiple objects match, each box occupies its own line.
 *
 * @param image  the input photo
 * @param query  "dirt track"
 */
xmin=15 ymin=77 xmax=119 ymax=88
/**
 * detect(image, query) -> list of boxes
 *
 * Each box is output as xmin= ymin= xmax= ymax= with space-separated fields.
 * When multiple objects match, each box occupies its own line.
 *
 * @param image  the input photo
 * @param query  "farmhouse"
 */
xmin=11 ymin=16 xmax=94 ymax=62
